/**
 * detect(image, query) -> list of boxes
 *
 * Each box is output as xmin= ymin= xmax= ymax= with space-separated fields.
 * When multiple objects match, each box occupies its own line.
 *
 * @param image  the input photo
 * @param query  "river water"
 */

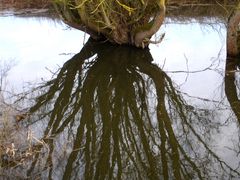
xmin=0 ymin=15 xmax=240 ymax=179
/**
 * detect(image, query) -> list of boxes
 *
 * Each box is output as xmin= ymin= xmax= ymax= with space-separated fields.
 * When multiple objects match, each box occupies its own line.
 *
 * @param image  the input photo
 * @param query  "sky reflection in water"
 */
xmin=0 ymin=16 xmax=225 ymax=98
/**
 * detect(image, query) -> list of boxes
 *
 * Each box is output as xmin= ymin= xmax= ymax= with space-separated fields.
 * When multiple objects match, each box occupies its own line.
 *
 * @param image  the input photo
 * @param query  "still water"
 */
xmin=0 ymin=15 xmax=240 ymax=179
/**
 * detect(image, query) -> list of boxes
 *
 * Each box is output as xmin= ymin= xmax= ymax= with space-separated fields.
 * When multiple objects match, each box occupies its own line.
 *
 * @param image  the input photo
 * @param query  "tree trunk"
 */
xmin=227 ymin=3 xmax=240 ymax=56
xmin=53 ymin=0 xmax=166 ymax=48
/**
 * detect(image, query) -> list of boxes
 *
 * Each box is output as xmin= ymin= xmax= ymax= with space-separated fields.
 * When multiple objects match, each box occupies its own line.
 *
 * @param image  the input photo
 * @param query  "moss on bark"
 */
xmin=53 ymin=0 xmax=166 ymax=47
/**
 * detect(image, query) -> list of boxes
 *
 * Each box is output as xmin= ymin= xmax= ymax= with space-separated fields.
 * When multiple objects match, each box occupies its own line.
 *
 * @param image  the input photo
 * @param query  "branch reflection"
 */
xmin=24 ymin=38 xmax=240 ymax=179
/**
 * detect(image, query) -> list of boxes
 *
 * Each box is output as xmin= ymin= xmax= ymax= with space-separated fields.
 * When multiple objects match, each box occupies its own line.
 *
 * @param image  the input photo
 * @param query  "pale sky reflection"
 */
xmin=0 ymin=16 xmax=226 ymax=100
xmin=150 ymin=21 xmax=226 ymax=100
xmin=0 ymin=16 xmax=86 ymax=92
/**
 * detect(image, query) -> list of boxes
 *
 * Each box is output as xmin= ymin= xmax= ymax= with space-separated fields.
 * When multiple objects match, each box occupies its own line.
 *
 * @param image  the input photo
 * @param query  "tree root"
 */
xmin=134 ymin=1 xmax=166 ymax=48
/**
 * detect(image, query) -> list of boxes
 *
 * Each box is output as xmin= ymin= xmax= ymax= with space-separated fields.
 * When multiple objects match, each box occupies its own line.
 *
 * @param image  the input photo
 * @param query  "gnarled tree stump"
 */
xmin=53 ymin=0 xmax=166 ymax=48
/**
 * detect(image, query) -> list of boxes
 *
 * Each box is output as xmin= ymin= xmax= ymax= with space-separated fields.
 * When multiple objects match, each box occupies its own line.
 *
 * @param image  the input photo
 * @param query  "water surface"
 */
xmin=0 ymin=15 xmax=240 ymax=179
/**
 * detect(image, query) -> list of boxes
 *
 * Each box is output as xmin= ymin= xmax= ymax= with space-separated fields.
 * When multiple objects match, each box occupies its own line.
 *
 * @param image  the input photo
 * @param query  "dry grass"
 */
xmin=0 ymin=101 xmax=25 ymax=167
xmin=0 ymin=60 xmax=46 ymax=178
xmin=0 ymin=107 xmax=46 ymax=179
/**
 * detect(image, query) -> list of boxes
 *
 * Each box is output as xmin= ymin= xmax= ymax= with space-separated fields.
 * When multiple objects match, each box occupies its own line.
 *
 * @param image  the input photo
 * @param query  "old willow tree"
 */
xmin=53 ymin=0 xmax=166 ymax=48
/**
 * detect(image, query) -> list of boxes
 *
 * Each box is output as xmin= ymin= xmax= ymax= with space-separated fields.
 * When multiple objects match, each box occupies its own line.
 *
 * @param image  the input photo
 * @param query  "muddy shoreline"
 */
xmin=0 ymin=0 xmax=54 ymax=17
xmin=0 ymin=0 xmax=52 ymax=10
xmin=0 ymin=8 xmax=55 ymax=17
xmin=0 ymin=1 xmax=236 ymax=19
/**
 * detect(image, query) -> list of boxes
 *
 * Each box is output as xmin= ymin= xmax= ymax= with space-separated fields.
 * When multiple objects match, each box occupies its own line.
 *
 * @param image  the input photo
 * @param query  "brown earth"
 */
xmin=0 ymin=0 xmax=52 ymax=10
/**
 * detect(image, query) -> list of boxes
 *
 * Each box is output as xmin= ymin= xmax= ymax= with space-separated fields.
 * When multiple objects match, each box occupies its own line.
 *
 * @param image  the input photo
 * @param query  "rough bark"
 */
xmin=53 ymin=0 xmax=165 ymax=47
xmin=134 ymin=3 xmax=166 ymax=47
xmin=227 ymin=4 xmax=240 ymax=56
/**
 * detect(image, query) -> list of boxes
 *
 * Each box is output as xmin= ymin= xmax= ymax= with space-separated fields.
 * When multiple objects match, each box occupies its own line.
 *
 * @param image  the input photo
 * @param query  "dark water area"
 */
xmin=0 ymin=14 xmax=240 ymax=179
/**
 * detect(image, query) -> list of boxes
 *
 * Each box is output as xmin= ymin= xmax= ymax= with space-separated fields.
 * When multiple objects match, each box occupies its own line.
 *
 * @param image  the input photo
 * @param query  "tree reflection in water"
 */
xmin=21 ymin=38 xmax=240 ymax=179
xmin=225 ymin=56 xmax=240 ymax=124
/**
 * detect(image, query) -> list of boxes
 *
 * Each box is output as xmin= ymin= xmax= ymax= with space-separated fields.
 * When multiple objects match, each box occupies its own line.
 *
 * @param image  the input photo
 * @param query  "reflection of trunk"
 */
xmin=136 ymin=63 xmax=182 ymax=179
xmin=225 ymin=57 xmax=240 ymax=123
xmin=22 ymin=39 xmax=240 ymax=179
xmin=227 ymin=3 xmax=240 ymax=56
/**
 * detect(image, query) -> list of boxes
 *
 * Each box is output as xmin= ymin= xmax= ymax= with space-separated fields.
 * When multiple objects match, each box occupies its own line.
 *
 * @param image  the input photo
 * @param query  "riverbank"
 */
xmin=1 ymin=0 xmax=237 ymax=10
xmin=0 ymin=0 xmax=238 ymax=19
xmin=0 ymin=0 xmax=55 ymax=17
xmin=0 ymin=0 xmax=52 ymax=10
